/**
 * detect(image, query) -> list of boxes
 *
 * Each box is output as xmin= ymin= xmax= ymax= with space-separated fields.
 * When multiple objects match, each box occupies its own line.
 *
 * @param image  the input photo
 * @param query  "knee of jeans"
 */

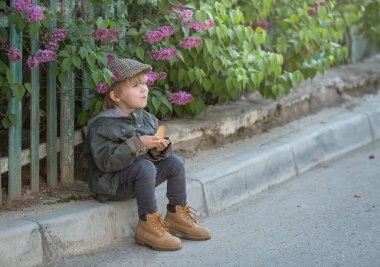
xmin=168 ymin=155 xmax=185 ymax=172
xmin=134 ymin=160 xmax=157 ymax=182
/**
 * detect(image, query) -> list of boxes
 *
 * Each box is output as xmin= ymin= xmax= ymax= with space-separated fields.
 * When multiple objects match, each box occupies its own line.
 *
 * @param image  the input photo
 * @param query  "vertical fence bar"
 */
xmin=47 ymin=0 xmax=58 ymax=188
xmin=82 ymin=0 xmax=94 ymax=112
xmin=60 ymin=0 xmax=75 ymax=185
xmin=8 ymin=0 xmax=23 ymax=199
xmin=30 ymin=0 xmax=40 ymax=192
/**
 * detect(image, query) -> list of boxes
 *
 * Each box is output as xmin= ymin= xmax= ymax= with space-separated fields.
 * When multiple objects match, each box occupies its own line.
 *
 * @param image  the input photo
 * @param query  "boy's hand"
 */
xmin=156 ymin=138 xmax=171 ymax=152
xmin=139 ymin=135 xmax=162 ymax=149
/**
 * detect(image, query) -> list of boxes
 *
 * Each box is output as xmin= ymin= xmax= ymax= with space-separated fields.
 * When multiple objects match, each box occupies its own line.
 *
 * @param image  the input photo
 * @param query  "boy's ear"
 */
xmin=109 ymin=91 xmax=119 ymax=102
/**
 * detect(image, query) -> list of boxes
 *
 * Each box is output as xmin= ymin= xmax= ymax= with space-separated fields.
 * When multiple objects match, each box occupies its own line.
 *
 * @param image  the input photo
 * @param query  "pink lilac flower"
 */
xmin=144 ymin=30 xmax=164 ymax=43
xmin=179 ymin=37 xmax=202 ymax=49
xmin=26 ymin=5 xmax=43 ymax=23
xmin=93 ymin=29 xmax=121 ymax=44
xmin=158 ymin=26 xmax=176 ymax=37
xmin=187 ymin=20 xmax=203 ymax=32
xmin=27 ymin=56 xmax=39 ymax=69
xmin=180 ymin=9 xmax=193 ymax=22
xmin=169 ymin=91 xmax=193 ymax=105
xmin=13 ymin=0 xmax=33 ymax=13
xmin=106 ymin=53 xmax=115 ymax=62
xmin=112 ymin=69 xmax=122 ymax=82
xmin=150 ymin=48 xmax=177 ymax=60
xmin=45 ymin=40 xmax=59 ymax=51
xmin=8 ymin=47 xmax=22 ymax=62
xmin=252 ymin=20 xmax=269 ymax=31
xmin=146 ymin=71 xmax=167 ymax=86
xmin=35 ymin=49 xmax=57 ymax=63
xmin=96 ymin=82 xmax=108 ymax=94
xmin=308 ymin=2 xmax=325 ymax=16
xmin=187 ymin=19 xmax=215 ymax=32
xmin=51 ymin=28 xmax=68 ymax=41
xmin=308 ymin=7 xmax=318 ymax=16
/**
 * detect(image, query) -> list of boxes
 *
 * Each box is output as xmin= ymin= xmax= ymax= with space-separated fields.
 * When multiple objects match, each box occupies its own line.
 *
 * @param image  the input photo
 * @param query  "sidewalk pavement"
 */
xmin=1 ymin=61 xmax=380 ymax=267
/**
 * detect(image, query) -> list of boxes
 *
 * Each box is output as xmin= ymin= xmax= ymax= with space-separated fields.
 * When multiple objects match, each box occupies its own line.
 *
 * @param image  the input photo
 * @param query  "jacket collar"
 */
xmin=87 ymin=106 xmax=142 ymax=129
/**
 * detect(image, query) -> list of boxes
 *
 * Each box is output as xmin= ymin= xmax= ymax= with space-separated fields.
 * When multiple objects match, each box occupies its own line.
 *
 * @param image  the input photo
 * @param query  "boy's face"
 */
xmin=111 ymin=74 xmax=149 ymax=113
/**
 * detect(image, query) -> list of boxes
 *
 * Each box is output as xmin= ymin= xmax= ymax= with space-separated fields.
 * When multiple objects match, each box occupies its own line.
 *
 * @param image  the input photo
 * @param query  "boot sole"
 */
xmin=169 ymin=229 xmax=211 ymax=241
xmin=134 ymin=237 xmax=182 ymax=251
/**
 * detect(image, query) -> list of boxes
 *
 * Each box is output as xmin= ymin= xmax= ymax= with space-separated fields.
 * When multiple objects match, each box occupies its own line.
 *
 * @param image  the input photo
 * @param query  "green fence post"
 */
xmin=8 ymin=0 xmax=23 ymax=199
xmin=30 ymin=0 xmax=40 ymax=192
xmin=82 ymin=0 xmax=95 ymax=112
xmin=60 ymin=0 xmax=75 ymax=185
xmin=47 ymin=0 xmax=58 ymax=188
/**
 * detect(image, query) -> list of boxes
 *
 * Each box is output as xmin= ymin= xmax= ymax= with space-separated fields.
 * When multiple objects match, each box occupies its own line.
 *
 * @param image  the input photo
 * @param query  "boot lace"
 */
xmin=150 ymin=213 xmax=169 ymax=235
xmin=180 ymin=204 xmax=200 ymax=224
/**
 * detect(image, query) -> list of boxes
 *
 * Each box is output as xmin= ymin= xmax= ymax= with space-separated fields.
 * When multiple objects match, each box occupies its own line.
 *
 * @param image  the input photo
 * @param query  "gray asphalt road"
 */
xmin=44 ymin=140 xmax=380 ymax=267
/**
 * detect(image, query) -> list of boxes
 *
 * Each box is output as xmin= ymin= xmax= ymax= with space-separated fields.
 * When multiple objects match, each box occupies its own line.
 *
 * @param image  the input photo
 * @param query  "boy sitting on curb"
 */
xmin=82 ymin=58 xmax=210 ymax=251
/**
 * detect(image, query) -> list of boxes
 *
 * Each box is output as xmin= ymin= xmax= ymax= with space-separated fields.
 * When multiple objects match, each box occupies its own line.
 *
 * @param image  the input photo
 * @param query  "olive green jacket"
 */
xmin=82 ymin=106 xmax=172 ymax=200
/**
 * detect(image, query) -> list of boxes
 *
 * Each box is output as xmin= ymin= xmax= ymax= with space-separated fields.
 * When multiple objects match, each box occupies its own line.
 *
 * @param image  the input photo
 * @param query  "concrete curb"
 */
xmin=1 ymin=103 xmax=380 ymax=266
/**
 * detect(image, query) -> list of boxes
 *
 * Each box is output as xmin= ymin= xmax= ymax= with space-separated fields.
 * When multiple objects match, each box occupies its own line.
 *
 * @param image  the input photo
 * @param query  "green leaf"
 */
xmin=173 ymin=105 xmax=184 ymax=117
xmin=8 ymin=113 xmax=17 ymax=125
xmin=8 ymin=13 xmax=19 ymax=25
xmin=72 ymin=57 xmax=82 ymax=69
xmin=78 ymin=111 xmax=90 ymax=126
xmin=151 ymin=96 xmax=160 ymax=112
xmin=24 ymin=83 xmax=32 ymax=94
xmin=49 ymin=67 xmax=60 ymax=77
xmin=86 ymin=54 xmax=96 ymax=69
xmin=161 ymin=97 xmax=173 ymax=112
xmin=58 ymin=71 xmax=68 ymax=86
xmin=79 ymin=47 xmax=88 ymax=59
xmin=103 ymin=68 xmax=113 ymax=85
xmin=92 ymin=70 xmax=103 ymax=85
xmin=58 ymin=50 xmax=70 ymax=58
xmin=136 ymin=47 xmax=144 ymax=61
xmin=16 ymin=19 xmax=27 ymax=33
xmin=213 ymin=60 xmax=222 ymax=72
xmin=29 ymin=22 xmax=40 ymax=38
xmin=290 ymin=14 xmax=299 ymax=24
xmin=94 ymin=100 xmax=103 ymax=114
xmin=1 ymin=118 xmax=9 ymax=129
xmin=96 ymin=17 xmax=104 ymax=28
xmin=127 ymin=28 xmax=139 ymax=36
xmin=202 ymin=78 xmax=212 ymax=91
xmin=62 ymin=58 xmax=72 ymax=72
xmin=6 ymin=70 xmax=13 ymax=84
xmin=11 ymin=84 xmax=25 ymax=101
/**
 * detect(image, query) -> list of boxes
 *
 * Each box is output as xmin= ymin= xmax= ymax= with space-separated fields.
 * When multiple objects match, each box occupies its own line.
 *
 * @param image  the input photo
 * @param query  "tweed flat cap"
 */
xmin=108 ymin=58 xmax=152 ymax=81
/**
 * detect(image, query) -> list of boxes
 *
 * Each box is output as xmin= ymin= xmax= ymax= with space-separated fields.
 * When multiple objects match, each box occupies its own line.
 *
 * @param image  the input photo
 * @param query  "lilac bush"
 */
xmin=169 ymin=91 xmax=193 ymax=105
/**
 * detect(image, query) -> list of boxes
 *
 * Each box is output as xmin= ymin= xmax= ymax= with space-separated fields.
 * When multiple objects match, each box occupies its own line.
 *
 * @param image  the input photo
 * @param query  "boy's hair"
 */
xmin=102 ymin=72 xmax=148 ymax=110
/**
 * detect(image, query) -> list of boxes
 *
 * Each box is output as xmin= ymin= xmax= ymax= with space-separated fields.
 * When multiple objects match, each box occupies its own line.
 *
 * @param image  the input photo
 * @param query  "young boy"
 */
xmin=83 ymin=58 xmax=210 ymax=251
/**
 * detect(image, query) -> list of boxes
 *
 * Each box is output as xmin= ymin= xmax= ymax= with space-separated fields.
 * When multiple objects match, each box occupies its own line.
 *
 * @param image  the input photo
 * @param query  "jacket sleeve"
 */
xmin=89 ymin=123 xmax=147 ymax=172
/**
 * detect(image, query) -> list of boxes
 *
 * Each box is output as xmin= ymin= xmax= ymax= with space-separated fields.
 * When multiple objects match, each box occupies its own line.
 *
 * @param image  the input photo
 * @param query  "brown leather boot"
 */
xmin=134 ymin=211 xmax=182 ymax=251
xmin=165 ymin=203 xmax=211 ymax=240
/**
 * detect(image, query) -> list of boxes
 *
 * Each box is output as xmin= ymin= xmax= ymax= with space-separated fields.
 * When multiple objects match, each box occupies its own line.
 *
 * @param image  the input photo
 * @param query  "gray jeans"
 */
xmin=110 ymin=154 xmax=187 ymax=216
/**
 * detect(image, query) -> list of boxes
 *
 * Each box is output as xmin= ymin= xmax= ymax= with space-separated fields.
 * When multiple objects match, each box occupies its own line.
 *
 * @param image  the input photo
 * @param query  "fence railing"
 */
xmin=0 ymin=0 xmax=92 ymax=202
